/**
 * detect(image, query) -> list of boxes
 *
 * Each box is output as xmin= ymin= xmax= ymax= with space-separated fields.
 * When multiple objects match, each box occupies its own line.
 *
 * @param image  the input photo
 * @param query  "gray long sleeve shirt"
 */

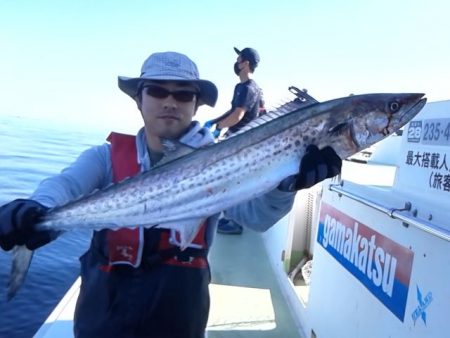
xmin=31 ymin=121 xmax=296 ymax=247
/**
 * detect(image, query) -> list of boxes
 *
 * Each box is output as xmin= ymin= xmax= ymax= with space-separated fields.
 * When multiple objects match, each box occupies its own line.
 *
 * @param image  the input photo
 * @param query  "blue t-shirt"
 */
xmin=228 ymin=79 xmax=263 ymax=133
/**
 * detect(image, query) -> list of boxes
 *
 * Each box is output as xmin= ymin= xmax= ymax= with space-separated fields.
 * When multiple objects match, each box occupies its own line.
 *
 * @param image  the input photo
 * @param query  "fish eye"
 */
xmin=389 ymin=101 xmax=400 ymax=113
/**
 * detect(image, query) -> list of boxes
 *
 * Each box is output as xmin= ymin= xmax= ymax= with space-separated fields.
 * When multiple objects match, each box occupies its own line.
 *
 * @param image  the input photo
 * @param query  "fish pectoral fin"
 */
xmin=8 ymin=245 xmax=34 ymax=301
xmin=156 ymin=219 xmax=204 ymax=251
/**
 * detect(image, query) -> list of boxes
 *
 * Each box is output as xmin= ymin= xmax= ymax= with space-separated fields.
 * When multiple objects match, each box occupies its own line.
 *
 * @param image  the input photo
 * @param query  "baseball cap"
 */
xmin=234 ymin=47 xmax=260 ymax=67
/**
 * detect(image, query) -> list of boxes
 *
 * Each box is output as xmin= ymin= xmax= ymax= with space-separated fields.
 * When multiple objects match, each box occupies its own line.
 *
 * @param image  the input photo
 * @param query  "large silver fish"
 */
xmin=7 ymin=93 xmax=426 ymax=300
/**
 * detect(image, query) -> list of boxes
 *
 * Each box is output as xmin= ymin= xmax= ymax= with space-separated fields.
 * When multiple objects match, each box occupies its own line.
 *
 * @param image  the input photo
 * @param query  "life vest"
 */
xmin=104 ymin=132 xmax=207 ymax=269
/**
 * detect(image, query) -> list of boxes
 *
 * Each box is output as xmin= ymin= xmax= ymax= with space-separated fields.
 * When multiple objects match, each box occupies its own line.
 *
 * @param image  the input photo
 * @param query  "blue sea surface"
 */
xmin=0 ymin=115 xmax=110 ymax=338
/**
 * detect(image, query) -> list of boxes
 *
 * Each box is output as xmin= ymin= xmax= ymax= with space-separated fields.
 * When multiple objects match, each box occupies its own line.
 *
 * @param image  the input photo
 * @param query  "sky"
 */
xmin=1 ymin=0 xmax=449 ymax=134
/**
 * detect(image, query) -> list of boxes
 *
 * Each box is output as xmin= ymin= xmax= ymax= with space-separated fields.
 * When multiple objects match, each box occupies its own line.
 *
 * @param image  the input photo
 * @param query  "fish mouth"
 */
xmin=385 ymin=94 xmax=426 ymax=135
xmin=401 ymin=96 xmax=427 ymax=121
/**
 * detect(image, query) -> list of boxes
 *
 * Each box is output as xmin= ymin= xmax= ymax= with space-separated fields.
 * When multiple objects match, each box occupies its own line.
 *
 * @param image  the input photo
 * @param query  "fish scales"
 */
xmin=37 ymin=93 xmax=426 ymax=230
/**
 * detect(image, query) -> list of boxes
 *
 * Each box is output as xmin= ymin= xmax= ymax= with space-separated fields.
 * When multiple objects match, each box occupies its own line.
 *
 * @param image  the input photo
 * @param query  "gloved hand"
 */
xmin=203 ymin=120 xmax=215 ymax=130
xmin=204 ymin=120 xmax=221 ymax=139
xmin=0 ymin=199 xmax=57 ymax=251
xmin=278 ymin=145 xmax=342 ymax=192
xmin=212 ymin=129 xmax=221 ymax=138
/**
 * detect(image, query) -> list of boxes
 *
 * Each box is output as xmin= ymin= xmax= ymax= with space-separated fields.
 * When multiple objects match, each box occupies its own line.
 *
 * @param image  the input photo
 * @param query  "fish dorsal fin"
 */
xmin=156 ymin=139 xmax=197 ymax=167
xmin=224 ymin=97 xmax=318 ymax=139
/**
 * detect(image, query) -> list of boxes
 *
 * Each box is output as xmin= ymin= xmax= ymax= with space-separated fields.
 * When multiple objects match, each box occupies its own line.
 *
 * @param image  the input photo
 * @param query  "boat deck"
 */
xmin=34 ymin=229 xmax=303 ymax=337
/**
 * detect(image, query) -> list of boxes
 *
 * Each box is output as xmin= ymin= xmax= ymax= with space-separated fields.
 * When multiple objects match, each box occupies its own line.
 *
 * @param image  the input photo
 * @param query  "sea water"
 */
xmin=0 ymin=115 xmax=114 ymax=338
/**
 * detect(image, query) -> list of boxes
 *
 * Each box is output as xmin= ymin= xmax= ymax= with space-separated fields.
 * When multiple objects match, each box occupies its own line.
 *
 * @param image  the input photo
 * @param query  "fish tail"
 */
xmin=7 ymin=245 xmax=34 ymax=301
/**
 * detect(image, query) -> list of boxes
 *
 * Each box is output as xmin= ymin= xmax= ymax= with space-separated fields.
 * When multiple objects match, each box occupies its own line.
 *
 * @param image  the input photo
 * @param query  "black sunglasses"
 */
xmin=142 ymin=85 xmax=198 ymax=103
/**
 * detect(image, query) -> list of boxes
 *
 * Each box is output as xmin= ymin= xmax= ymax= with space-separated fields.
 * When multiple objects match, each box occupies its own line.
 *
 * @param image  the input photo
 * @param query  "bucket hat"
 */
xmin=118 ymin=52 xmax=218 ymax=107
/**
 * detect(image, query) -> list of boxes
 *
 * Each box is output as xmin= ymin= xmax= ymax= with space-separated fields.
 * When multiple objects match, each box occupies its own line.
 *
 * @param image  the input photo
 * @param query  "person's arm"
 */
xmin=224 ymin=188 xmax=296 ymax=232
xmin=216 ymin=83 xmax=253 ymax=129
xmin=0 ymin=144 xmax=113 ymax=251
xmin=31 ymin=144 xmax=113 ymax=208
xmin=217 ymin=107 xmax=247 ymax=129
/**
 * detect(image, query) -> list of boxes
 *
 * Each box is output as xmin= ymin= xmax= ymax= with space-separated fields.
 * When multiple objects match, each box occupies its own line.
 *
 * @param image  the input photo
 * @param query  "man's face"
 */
xmin=139 ymin=81 xmax=199 ymax=140
xmin=234 ymin=56 xmax=250 ymax=74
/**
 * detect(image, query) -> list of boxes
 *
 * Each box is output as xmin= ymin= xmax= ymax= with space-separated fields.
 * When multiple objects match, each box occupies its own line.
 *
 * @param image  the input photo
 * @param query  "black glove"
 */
xmin=0 ymin=199 xmax=57 ymax=251
xmin=279 ymin=145 xmax=342 ymax=192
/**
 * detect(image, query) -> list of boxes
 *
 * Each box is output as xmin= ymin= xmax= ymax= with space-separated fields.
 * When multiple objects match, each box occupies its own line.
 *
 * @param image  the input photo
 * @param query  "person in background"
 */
xmin=0 ymin=51 xmax=342 ymax=338
xmin=205 ymin=46 xmax=265 ymax=139
xmin=205 ymin=46 xmax=265 ymax=234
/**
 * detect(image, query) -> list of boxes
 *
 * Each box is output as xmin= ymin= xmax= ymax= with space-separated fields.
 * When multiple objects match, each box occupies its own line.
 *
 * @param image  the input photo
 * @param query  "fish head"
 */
xmin=329 ymin=93 xmax=426 ymax=152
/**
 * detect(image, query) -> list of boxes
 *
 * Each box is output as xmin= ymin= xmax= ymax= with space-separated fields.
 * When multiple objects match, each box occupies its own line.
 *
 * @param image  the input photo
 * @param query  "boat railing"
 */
xmin=329 ymin=183 xmax=450 ymax=242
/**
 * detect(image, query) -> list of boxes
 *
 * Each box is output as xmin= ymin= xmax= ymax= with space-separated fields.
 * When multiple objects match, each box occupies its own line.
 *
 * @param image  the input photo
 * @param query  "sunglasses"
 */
xmin=142 ymin=85 xmax=198 ymax=103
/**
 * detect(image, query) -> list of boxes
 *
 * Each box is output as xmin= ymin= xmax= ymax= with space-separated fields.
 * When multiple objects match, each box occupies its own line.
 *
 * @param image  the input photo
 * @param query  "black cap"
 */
xmin=234 ymin=47 xmax=260 ymax=67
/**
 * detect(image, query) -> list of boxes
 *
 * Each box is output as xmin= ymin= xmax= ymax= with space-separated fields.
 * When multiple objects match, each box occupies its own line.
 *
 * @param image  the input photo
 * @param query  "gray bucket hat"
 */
xmin=118 ymin=52 xmax=218 ymax=107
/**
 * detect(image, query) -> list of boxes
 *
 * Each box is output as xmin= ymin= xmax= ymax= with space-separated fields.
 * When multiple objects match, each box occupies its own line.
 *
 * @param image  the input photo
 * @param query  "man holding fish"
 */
xmin=0 ymin=51 xmax=342 ymax=337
